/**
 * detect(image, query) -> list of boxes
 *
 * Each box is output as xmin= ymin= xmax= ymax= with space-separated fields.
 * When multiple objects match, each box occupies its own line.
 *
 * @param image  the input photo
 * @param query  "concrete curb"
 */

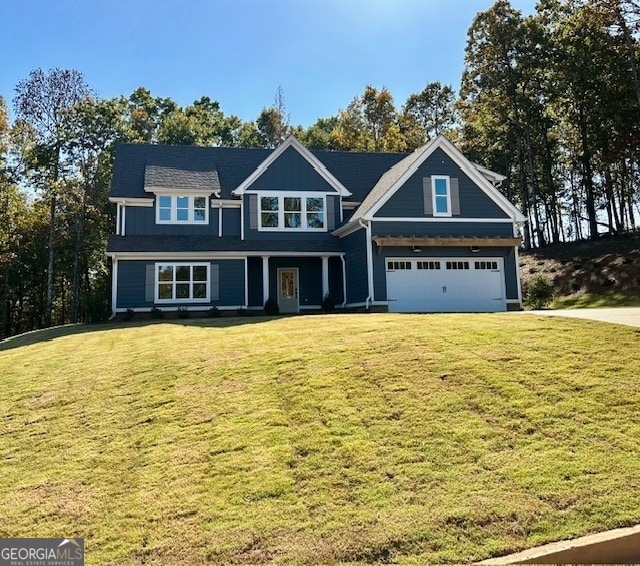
xmin=478 ymin=524 xmax=640 ymax=564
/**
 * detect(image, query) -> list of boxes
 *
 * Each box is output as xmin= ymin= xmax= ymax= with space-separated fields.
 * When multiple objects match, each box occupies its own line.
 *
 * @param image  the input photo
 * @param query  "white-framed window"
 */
xmin=156 ymin=263 xmax=210 ymax=302
xmin=257 ymin=192 xmax=326 ymax=231
xmin=431 ymin=176 xmax=451 ymax=217
xmin=156 ymin=195 xmax=208 ymax=224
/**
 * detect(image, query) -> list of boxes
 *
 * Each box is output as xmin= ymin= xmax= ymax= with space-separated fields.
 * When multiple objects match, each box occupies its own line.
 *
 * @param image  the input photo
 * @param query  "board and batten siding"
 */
xmin=124 ymin=205 xmax=219 ymax=236
xmin=375 ymin=148 xmax=508 ymax=219
xmin=340 ymin=229 xmax=369 ymax=304
xmin=116 ymin=259 xmax=245 ymax=309
xmin=246 ymin=146 xmax=336 ymax=192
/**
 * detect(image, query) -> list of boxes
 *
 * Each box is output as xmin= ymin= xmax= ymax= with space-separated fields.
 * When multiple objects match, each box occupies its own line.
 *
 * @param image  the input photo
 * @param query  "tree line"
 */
xmin=1 ymin=0 xmax=639 ymax=338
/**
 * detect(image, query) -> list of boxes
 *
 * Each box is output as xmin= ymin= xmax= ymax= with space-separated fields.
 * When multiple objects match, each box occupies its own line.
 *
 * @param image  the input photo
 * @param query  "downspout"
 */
xmin=359 ymin=219 xmax=374 ymax=309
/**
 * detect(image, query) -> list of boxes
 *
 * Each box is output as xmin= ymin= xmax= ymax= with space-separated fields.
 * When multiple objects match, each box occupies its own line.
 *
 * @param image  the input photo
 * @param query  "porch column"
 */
xmin=262 ymin=256 xmax=270 ymax=304
xmin=321 ymin=256 xmax=330 ymax=299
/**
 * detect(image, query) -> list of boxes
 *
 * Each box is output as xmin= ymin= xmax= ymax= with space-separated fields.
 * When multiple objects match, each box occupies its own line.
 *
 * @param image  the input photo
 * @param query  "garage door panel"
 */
xmin=386 ymin=257 xmax=506 ymax=313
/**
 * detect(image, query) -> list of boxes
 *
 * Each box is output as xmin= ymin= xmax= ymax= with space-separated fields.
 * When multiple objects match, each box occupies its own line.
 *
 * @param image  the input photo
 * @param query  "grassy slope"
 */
xmin=1 ymin=315 xmax=640 ymax=564
xmin=519 ymin=234 xmax=640 ymax=308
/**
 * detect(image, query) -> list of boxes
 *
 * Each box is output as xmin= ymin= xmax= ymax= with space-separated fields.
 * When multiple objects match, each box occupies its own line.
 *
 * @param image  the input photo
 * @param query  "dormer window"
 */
xmin=156 ymin=195 xmax=208 ymax=224
xmin=257 ymin=192 xmax=325 ymax=231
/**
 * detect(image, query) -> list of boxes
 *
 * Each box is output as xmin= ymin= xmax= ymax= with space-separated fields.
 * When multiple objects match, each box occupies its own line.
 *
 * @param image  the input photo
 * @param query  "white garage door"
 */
xmin=386 ymin=258 xmax=506 ymax=313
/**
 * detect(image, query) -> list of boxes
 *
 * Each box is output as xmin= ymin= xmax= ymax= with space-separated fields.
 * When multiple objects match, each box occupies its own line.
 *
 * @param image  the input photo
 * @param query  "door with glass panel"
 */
xmin=277 ymin=268 xmax=299 ymax=313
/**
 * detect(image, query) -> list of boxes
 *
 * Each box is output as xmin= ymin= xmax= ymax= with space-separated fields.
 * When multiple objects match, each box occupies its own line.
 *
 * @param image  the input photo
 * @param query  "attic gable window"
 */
xmin=432 ymin=176 xmax=451 ymax=217
xmin=257 ymin=192 xmax=325 ymax=231
xmin=156 ymin=195 xmax=208 ymax=224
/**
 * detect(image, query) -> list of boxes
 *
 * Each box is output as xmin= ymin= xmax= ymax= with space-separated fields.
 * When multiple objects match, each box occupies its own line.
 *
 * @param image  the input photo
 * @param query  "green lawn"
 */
xmin=1 ymin=314 xmax=640 ymax=564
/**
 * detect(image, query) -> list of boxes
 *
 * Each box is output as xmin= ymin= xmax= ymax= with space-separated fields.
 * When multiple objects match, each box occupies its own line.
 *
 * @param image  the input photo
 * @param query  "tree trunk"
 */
xmin=577 ymin=105 xmax=599 ymax=241
xmin=44 ymin=191 xmax=56 ymax=327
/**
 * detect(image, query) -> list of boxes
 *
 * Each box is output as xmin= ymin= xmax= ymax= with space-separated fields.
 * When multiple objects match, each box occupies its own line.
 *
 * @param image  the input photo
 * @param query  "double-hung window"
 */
xmin=258 ymin=193 xmax=325 ymax=231
xmin=431 ymin=176 xmax=451 ymax=217
xmin=156 ymin=263 xmax=209 ymax=302
xmin=156 ymin=195 xmax=208 ymax=224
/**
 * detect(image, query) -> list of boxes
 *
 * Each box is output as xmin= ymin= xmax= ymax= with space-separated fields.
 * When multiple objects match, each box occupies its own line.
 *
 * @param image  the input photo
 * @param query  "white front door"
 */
xmin=278 ymin=268 xmax=299 ymax=313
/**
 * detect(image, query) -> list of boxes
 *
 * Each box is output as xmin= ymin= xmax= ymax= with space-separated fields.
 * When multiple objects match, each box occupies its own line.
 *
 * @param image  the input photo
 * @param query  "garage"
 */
xmin=385 ymin=257 xmax=506 ymax=313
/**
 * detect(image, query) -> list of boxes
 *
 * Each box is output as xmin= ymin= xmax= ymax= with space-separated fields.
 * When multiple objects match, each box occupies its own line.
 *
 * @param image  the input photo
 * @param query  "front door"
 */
xmin=278 ymin=268 xmax=299 ymax=313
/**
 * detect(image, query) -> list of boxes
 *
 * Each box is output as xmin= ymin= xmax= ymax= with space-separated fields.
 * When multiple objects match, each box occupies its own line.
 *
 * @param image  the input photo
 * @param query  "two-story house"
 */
xmin=107 ymin=135 xmax=525 ymax=315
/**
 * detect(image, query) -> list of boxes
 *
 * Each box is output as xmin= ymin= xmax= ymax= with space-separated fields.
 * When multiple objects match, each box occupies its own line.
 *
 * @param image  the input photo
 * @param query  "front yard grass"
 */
xmin=1 ymin=314 xmax=639 ymax=564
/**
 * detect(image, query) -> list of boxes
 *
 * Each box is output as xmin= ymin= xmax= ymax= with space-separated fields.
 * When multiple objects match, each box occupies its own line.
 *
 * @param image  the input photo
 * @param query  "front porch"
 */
xmin=247 ymin=255 xmax=345 ymax=312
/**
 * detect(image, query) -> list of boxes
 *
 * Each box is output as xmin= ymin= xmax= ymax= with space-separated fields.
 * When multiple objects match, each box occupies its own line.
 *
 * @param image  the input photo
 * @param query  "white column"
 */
xmin=262 ymin=256 xmax=270 ymax=303
xmin=116 ymin=203 xmax=121 ymax=236
xmin=121 ymin=203 xmax=126 ymax=237
xmin=218 ymin=202 xmax=223 ymax=238
xmin=111 ymin=257 xmax=118 ymax=316
xmin=321 ymin=256 xmax=329 ymax=299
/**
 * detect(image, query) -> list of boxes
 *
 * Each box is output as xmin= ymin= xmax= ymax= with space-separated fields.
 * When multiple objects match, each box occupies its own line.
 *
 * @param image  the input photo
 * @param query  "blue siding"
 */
xmin=371 ymin=220 xmax=515 ymax=238
xmin=117 ymin=259 xmax=245 ymax=309
xmin=329 ymin=256 xmax=344 ymax=304
xmin=222 ymin=207 xmax=241 ymax=237
xmin=242 ymin=194 xmax=341 ymax=240
xmin=376 ymin=148 xmax=508 ymax=219
xmin=248 ymin=146 xmax=335 ymax=191
xmin=372 ymin=247 xmax=519 ymax=301
xmin=341 ymin=229 xmax=369 ymax=304
xmin=247 ymin=257 xmax=264 ymax=307
xmin=125 ymin=204 xmax=219 ymax=236
xmin=269 ymin=257 xmax=323 ymax=307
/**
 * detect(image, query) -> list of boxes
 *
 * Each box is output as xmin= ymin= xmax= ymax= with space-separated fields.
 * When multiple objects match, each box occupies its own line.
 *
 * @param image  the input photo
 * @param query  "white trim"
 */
xmin=156 ymin=194 xmax=209 ymax=225
xmin=106 ymin=251 xmax=345 ymax=260
xmin=122 ymin=204 xmax=126 ymax=236
xmin=431 ymin=175 xmax=452 ymax=217
xmin=111 ymin=256 xmax=118 ymax=316
xmin=321 ymin=256 xmax=329 ymax=298
xmin=109 ymin=197 xmax=154 ymax=207
xmin=332 ymin=221 xmax=365 ymax=238
xmin=115 ymin=204 xmax=121 ymax=236
xmin=514 ymin=245 xmax=523 ymax=305
xmin=145 ymin=186 xmax=217 ymax=197
xmin=363 ymin=220 xmax=375 ymax=306
xmin=212 ymin=199 xmax=242 ymax=208
xmin=342 ymin=201 xmax=361 ymax=209
xmin=368 ymin=217 xmax=516 ymax=224
xmin=232 ymin=135 xmax=351 ymax=197
xmin=362 ymin=135 xmax=525 ymax=222
xmin=244 ymin=258 xmax=249 ymax=308
xmin=218 ymin=203 xmax=223 ymax=238
xmin=155 ymin=262 xmax=211 ymax=304
xmin=262 ymin=256 xmax=270 ymax=304
xmin=340 ymin=255 xmax=347 ymax=308
xmin=240 ymin=199 xmax=245 ymax=240
xmin=256 ymin=192 xmax=327 ymax=232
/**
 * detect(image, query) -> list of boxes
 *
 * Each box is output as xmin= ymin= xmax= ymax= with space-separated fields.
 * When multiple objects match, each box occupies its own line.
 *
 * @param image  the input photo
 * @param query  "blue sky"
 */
xmin=1 ymin=0 xmax=536 ymax=127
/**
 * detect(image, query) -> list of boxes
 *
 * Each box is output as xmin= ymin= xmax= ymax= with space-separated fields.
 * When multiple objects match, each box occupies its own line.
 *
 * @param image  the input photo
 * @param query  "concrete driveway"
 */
xmin=521 ymin=307 xmax=640 ymax=328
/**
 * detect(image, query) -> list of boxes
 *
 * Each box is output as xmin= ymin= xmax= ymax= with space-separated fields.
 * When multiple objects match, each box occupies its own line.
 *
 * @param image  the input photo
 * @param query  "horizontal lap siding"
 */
xmin=125 ymin=206 xmax=219 ymax=236
xmin=371 ymin=220 xmax=515 ymax=238
xmin=373 ymin=246 xmax=519 ymax=301
xmin=329 ymin=256 xmax=344 ymax=304
xmin=269 ymin=257 xmax=323 ymax=307
xmin=376 ymin=148 xmax=508 ymax=219
xmin=341 ymin=230 xmax=368 ymax=304
xmin=247 ymin=257 xmax=264 ymax=307
xmin=117 ymin=259 xmax=245 ymax=309
xmin=222 ymin=208 xmax=241 ymax=237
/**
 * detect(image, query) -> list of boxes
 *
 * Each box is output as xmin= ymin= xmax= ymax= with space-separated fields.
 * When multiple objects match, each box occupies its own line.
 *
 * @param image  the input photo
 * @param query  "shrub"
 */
xmin=321 ymin=293 xmax=335 ymax=312
xmin=207 ymin=306 xmax=221 ymax=318
xmin=236 ymin=308 xmax=249 ymax=317
xmin=123 ymin=308 xmax=135 ymax=322
xmin=177 ymin=306 xmax=190 ymax=319
xmin=83 ymin=292 xmax=111 ymax=323
xmin=524 ymin=275 xmax=555 ymax=309
xmin=150 ymin=307 xmax=164 ymax=319
xmin=263 ymin=297 xmax=280 ymax=316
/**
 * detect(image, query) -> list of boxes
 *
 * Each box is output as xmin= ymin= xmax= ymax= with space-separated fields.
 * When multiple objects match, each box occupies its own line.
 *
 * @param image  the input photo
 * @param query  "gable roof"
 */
xmin=336 ymin=135 xmax=525 ymax=233
xmin=232 ymin=135 xmax=352 ymax=196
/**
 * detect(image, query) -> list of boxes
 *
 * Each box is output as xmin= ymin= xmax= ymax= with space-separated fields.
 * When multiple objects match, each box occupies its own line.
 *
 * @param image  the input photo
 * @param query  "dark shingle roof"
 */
xmin=110 ymin=143 xmax=407 ymax=201
xmin=144 ymin=165 xmax=220 ymax=192
xmin=107 ymin=235 xmax=344 ymax=254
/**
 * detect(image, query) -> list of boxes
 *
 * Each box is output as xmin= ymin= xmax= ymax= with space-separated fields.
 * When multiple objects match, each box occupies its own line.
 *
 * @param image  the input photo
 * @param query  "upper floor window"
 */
xmin=157 ymin=195 xmax=208 ymax=224
xmin=258 ymin=193 xmax=325 ymax=231
xmin=432 ymin=176 xmax=451 ymax=217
